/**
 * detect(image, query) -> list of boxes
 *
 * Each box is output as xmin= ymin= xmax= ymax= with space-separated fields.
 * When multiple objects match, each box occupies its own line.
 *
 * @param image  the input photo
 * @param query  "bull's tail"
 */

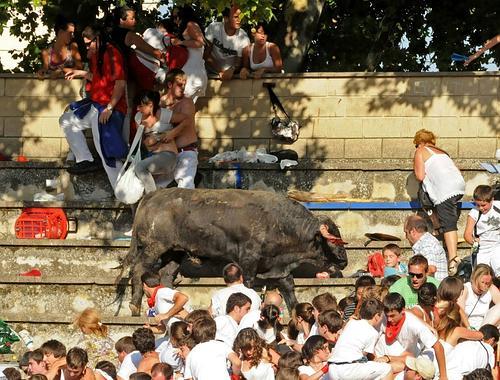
xmin=113 ymin=225 xmax=139 ymax=316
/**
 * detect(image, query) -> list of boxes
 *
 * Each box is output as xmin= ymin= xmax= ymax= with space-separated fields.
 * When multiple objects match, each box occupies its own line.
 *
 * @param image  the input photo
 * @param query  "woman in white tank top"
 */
xmin=458 ymin=264 xmax=500 ymax=330
xmin=240 ymin=23 xmax=283 ymax=79
xmin=413 ymin=129 xmax=465 ymax=275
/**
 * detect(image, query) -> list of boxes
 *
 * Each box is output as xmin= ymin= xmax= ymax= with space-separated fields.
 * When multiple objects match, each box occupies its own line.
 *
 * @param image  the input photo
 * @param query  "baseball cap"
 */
xmin=405 ymin=356 xmax=436 ymax=380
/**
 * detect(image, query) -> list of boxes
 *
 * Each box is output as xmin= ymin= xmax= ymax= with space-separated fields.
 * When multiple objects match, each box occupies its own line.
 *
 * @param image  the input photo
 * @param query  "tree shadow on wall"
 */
xmin=0 ymin=75 xmax=83 ymax=159
xmin=195 ymin=74 xmax=329 ymax=192
xmin=342 ymin=73 xmax=498 ymax=145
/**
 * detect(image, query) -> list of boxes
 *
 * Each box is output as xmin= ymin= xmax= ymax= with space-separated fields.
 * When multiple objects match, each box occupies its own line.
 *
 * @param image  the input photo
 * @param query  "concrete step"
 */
xmin=0 ymin=159 xmax=494 ymax=202
xmin=0 ymin=238 xmax=473 ymax=279
xmin=0 ymin=199 xmax=475 ymax=242
xmin=0 ymin=275 xmax=358 ymax=347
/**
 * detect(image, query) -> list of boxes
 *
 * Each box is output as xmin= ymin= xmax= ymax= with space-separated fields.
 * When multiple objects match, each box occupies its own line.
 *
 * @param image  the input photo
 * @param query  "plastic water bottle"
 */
xmin=471 ymin=241 xmax=480 ymax=256
xmin=18 ymin=329 xmax=33 ymax=350
xmin=147 ymin=308 xmax=157 ymax=317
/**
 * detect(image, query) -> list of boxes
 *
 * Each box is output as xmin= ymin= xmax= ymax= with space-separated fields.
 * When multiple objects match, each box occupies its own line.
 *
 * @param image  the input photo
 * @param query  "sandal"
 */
xmin=448 ymin=256 xmax=461 ymax=276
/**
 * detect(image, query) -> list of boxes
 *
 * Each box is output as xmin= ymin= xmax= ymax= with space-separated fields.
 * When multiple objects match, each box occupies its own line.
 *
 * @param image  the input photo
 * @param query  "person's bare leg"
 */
xmin=444 ymin=230 xmax=459 ymax=274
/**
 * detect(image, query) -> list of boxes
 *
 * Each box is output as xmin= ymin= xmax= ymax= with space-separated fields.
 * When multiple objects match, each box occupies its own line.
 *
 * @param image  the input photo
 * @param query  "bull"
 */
xmin=118 ymin=188 xmax=347 ymax=314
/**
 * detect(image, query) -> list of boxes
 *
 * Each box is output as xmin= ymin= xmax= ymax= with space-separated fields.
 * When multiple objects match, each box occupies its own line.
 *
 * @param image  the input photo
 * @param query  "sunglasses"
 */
xmin=408 ymin=272 xmax=424 ymax=279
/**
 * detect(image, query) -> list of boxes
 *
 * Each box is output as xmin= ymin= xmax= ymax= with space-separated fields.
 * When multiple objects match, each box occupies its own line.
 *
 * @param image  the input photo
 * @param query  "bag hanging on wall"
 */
xmin=115 ymin=125 xmax=145 ymax=204
xmin=264 ymin=84 xmax=301 ymax=144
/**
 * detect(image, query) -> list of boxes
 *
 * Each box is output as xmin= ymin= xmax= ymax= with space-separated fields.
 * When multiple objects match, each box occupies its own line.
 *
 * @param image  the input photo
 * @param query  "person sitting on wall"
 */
xmin=60 ymin=25 xmax=128 ymax=187
xmin=204 ymin=5 xmax=250 ymax=80
xmin=240 ymin=22 xmax=283 ymax=79
xmin=37 ymin=14 xmax=83 ymax=79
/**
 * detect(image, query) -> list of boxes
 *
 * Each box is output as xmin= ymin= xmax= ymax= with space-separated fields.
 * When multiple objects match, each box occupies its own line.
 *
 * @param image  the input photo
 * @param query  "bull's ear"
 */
xmin=320 ymin=224 xmax=334 ymax=239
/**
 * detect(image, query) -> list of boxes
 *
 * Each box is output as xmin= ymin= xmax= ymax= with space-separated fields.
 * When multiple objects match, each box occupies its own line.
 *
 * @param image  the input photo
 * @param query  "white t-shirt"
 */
xmin=154 ymin=287 xmax=178 ymax=315
xmin=468 ymin=201 xmax=500 ymax=250
xmin=376 ymin=312 xmax=437 ymax=357
xmin=117 ymin=351 xmax=142 ymax=380
xmin=308 ymin=322 xmax=320 ymax=339
xmin=158 ymin=339 xmax=183 ymax=371
xmin=117 ymin=339 xmax=168 ymax=380
xmin=211 ymin=283 xmax=261 ymax=317
xmin=136 ymin=28 xmax=169 ymax=72
xmin=184 ymin=340 xmax=233 ymax=380
xmin=446 ymin=340 xmax=494 ymax=379
xmin=330 ymin=319 xmax=378 ymax=363
xmin=215 ymin=314 xmax=239 ymax=349
xmin=205 ymin=22 xmax=250 ymax=71
xmin=238 ymin=310 xmax=276 ymax=344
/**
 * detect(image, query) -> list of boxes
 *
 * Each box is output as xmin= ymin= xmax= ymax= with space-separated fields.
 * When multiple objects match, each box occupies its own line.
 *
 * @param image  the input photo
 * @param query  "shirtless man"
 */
xmin=133 ymin=328 xmax=160 ymax=375
xmin=158 ymin=68 xmax=198 ymax=189
xmin=60 ymin=348 xmax=95 ymax=380
xmin=41 ymin=340 xmax=67 ymax=380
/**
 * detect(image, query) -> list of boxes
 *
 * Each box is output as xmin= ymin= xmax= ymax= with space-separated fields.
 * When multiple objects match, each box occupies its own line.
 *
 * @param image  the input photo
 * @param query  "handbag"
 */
xmin=114 ymin=125 xmax=145 ymax=204
xmin=265 ymin=84 xmax=300 ymax=144
xmin=418 ymin=183 xmax=441 ymax=231
xmin=417 ymin=183 xmax=434 ymax=210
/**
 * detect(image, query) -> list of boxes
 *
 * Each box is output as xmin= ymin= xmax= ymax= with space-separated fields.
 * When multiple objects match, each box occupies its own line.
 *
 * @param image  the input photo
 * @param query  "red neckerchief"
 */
xmin=385 ymin=311 xmax=406 ymax=345
xmin=147 ymin=285 xmax=165 ymax=308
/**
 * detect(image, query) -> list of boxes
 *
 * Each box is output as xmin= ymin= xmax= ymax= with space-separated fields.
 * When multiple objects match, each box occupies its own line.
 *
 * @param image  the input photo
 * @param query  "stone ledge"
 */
xmin=0 ymin=200 xmax=124 ymax=209
xmin=1 ymin=72 xmax=498 ymax=79
xmin=0 ymin=238 xmax=130 ymax=247
xmin=1 ymin=312 xmax=146 ymax=325
xmin=0 ymin=158 xmax=490 ymax=171
xmin=0 ymin=274 xmax=359 ymax=287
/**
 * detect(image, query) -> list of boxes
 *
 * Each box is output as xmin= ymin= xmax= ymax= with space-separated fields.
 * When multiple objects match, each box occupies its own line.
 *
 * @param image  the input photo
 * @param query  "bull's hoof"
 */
xmin=129 ymin=303 xmax=141 ymax=316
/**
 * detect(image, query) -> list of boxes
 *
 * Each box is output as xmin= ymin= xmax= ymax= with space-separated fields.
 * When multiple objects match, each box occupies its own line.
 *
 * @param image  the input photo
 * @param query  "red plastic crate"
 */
xmin=15 ymin=208 xmax=68 ymax=239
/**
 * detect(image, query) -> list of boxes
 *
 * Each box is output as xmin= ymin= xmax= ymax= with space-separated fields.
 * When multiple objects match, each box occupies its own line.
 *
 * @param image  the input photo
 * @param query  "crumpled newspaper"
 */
xmin=280 ymin=159 xmax=298 ymax=170
xmin=209 ymin=147 xmax=278 ymax=164
xmin=33 ymin=192 xmax=65 ymax=201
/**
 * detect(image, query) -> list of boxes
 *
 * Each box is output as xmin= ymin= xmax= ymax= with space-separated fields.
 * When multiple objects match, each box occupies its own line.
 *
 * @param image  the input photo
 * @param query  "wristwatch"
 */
xmin=106 ymin=104 xmax=113 ymax=112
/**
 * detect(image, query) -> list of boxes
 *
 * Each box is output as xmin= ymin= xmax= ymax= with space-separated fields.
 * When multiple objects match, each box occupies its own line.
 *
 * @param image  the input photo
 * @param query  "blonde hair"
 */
xmin=413 ymin=129 xmax=437 ymax=146
xmin=74 ymin=308 xmax=108 ymax=337
xmin=354 ymin=285 xmax=388 ymax=318
xmin=471 ymin=264 xmax=495 ymax=292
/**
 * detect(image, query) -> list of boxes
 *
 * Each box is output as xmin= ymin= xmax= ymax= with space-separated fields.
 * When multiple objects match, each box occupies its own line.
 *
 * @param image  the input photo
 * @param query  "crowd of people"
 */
xmin=39 ymin=4 xmax=283 ymax=198
xmin=21 ymin=3 xmax=500 ymax=380
xmin=4 ymin=260 xmax=499 ymax=380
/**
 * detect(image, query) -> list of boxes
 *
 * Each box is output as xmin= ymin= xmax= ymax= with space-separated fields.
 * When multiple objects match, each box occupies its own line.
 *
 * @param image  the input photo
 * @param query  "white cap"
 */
xmin=405 ymin=356 xmax=436 ymax=380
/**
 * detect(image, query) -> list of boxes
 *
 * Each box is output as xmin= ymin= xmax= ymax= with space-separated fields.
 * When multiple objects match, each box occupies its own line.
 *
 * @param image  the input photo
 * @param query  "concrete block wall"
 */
xmin=0 ymin=72 xmax=498 ymax=160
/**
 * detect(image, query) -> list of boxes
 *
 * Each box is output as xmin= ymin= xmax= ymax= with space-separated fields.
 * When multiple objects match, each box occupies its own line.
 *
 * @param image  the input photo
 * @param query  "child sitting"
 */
xmin=382 ymin=244 xmax=408 ymax=277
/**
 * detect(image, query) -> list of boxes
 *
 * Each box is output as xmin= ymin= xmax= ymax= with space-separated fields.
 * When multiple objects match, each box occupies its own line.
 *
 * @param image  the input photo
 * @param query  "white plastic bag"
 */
xmin=115 ymin=125 xmax=145 ymax=204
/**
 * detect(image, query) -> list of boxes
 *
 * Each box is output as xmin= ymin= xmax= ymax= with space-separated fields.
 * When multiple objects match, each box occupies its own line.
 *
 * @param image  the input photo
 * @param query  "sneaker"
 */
xmin=67 ymin=160 xmax=102 ymax=175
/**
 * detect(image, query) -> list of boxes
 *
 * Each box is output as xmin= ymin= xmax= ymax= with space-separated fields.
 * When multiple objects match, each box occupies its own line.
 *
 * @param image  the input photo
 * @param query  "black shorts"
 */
xmin=435 ymin=194 xmax=463 ymax=233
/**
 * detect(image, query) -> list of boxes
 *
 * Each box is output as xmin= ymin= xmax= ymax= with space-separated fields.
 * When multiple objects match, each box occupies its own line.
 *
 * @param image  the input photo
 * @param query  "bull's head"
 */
xmin=318 ymin=219 xmax=348 ymax=270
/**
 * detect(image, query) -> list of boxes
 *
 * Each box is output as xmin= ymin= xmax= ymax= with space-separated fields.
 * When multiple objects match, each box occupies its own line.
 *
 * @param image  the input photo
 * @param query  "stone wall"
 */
xmin=0 ymin=72 xmax=498 ymax=160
